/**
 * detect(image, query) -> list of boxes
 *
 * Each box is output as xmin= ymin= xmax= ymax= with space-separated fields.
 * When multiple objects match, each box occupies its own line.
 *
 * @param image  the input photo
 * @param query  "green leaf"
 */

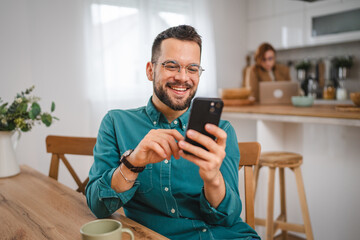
xmin=19 ymin=102 xmax=28 ymax=113
xmin=41 ymin=113 xmax=52 ymax=127
xmin=31 ymin=102 xmax=41 ymax=119
xmin=51 ymin=102 xmax=55 ymax=112
xmin=53 ymin=116 xmax=60 ymax=120
xmin=0 ymin=103 xmax=8 ymax=114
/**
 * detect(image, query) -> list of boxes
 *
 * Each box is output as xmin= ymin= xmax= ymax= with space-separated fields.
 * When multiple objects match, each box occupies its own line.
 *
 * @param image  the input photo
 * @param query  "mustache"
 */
xmin=166 ymin=82 xmax=193 ymax=88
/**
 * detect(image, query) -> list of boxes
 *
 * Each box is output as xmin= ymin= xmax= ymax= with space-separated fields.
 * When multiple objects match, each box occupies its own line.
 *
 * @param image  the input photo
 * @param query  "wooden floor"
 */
xmin=274 ymin=233 xmax=305 ymax=240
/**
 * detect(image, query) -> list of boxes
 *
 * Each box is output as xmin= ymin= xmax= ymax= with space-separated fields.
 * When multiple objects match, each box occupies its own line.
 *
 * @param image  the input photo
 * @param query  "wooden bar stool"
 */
xmin=254 ymin=152 xmax=314 ymax=240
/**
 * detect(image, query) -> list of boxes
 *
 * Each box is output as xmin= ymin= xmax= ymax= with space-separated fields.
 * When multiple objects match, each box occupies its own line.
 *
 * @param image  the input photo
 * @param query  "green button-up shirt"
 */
xmin=86 ymin=98 xmax=259 ymax=240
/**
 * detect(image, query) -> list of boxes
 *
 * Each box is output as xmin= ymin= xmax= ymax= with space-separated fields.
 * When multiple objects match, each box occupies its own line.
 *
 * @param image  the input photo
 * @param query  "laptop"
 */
xmin=259 ymin=81 xmax=299 ymax=105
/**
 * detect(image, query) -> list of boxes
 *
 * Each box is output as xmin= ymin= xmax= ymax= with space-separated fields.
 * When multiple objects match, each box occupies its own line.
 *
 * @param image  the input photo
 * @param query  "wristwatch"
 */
xmin=120 ymin=149 xmax=145 ymax=173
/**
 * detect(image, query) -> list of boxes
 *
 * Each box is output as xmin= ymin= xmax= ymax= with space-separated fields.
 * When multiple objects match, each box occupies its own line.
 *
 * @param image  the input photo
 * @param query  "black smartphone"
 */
xmin=184 ymin=97 xmax=224 ymax=154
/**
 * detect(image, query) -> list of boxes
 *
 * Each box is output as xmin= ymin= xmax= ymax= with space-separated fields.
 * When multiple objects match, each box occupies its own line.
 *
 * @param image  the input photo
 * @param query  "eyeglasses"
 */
xmin=157 ymin=60 xmax=204 ymax=77
xmin=262 ymin=56 xmax=274 ymax=62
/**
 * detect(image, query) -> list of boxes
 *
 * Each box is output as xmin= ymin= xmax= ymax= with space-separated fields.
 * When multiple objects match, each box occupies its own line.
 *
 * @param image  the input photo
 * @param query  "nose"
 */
xmin=174 ymin=66 xmax=189 ymax=82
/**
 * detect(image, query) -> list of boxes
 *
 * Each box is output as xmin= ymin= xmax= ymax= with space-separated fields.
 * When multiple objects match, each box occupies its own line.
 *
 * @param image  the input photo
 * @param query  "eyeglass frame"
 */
xmin=153 ymin=60 xmax=205 ymax=77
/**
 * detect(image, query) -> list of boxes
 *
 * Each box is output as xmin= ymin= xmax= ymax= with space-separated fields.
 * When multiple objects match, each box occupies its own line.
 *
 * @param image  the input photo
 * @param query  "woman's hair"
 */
xmin=254 ymin=42 xmax=276 ymax=66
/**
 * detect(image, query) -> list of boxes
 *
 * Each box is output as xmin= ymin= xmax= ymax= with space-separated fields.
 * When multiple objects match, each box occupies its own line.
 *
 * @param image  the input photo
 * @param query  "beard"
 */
xmin=153 ymin=73 xmax=197 ymax=111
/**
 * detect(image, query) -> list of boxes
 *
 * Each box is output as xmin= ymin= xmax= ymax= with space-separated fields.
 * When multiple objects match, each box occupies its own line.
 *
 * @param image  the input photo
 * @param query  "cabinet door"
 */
xmin=274 ymin=0 xmax=304 ymax=15
xmin=305 ymin=1 xmax=360 ymax=46
xmin=247 ymin=0 xmax=274 ymax=20
xmin=248 ymin=18 xmax=278 ymax=51
xmin=274 ymin=12 xmax=305 ymax=49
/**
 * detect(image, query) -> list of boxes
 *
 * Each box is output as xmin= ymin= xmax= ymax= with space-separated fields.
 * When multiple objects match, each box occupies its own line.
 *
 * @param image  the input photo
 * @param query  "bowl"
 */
xmin=350 ymin=92 xmax=360 ymax=107
xmin=291 ymin=96 xmax=314 ymax=107
xmin=221 ymin=88 xmax=251 ymax=99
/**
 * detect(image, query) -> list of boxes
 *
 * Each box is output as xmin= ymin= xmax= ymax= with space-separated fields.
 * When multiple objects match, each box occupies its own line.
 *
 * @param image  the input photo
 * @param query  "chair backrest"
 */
xmin=238 ymin=142 xmax=261 ymax=229
xmin=46 ymin=135 xmax=97 ymax=194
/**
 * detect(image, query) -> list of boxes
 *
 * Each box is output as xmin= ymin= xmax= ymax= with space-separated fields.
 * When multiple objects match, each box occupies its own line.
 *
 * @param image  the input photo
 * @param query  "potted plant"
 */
xmin=295 ymin=61 xmax=311 ymax=82
xmin=332 ymin=56 xmax=353 ymax=80
xmin=0 ymin=86 xmax=58 ymax=177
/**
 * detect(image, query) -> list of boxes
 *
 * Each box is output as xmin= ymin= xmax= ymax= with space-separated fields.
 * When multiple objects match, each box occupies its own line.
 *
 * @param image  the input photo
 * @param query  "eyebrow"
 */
xmin=163 ymin=60 xmax=200 ymax=66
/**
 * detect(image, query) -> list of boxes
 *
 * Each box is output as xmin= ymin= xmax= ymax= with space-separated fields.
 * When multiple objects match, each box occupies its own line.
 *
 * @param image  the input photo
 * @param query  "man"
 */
xmin=86 ymin=25 xmax=259 ymax=240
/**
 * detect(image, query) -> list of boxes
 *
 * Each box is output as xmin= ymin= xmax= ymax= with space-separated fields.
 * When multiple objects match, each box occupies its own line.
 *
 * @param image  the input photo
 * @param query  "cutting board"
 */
xmin=335 ymin=104 xmax=360 ymax=112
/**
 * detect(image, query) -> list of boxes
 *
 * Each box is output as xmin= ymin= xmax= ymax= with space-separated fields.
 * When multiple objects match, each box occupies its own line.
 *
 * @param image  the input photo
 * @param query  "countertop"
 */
xmin=222 ymin=104 xmax=360 ymax=127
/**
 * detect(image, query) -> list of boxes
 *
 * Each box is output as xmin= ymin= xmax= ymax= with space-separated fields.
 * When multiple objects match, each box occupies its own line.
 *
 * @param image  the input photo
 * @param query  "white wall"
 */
xmin=0 ymin=0 xmax=247 ymax=187
xmin=209 ymin=0 xmax=248 ymax=89
xmin=0 ymin=0 xmax=94 ymax=185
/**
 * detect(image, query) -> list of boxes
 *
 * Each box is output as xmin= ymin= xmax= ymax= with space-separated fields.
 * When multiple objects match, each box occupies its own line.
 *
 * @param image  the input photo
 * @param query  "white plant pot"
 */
xmin=0 ymin=131 xmax=20 ymax=178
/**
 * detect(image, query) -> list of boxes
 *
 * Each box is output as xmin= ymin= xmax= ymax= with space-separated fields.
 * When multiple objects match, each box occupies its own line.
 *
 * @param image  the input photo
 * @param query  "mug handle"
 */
xmin=121 ymin=228 xmax=134 ymax=240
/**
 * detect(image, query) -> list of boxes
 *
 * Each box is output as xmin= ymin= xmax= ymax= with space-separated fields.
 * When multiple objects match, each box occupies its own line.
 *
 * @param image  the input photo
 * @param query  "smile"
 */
xmin=169 ymin=86 xmax=188 ymax=92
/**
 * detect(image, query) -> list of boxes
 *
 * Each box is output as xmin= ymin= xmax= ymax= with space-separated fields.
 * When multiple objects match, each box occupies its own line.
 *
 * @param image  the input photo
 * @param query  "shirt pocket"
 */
xmin=136 ymin=164 xmax=153 ymax=194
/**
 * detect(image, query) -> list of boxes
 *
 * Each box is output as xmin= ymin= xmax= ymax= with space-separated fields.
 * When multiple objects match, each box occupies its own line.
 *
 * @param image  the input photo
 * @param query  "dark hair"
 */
xmin=254 ymin=42 xmax=276 ymax=66
xmin=151 ymin=25 xmax=202 ymax=63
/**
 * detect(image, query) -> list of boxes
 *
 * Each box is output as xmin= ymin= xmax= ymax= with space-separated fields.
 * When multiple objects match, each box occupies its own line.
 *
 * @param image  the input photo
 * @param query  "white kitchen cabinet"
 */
xmin=247 ymin=0 xmax=274 ymax=20
xmin=247 ymin=11 xmax=304 ymax=51
xmin=274 ymin=11 xmax=305 ymax=49
xmin=305 ymin=0 xmax=360 ymax=46
xmin=246 ymin=0 xmax=360 ymax=51
xmin=274 ymin=0 xmax=304 ymax=15
xmin=248 ymin=17 xmax=278 ymax=51
xmin=305 ymin=0 xmax=342 ymax=10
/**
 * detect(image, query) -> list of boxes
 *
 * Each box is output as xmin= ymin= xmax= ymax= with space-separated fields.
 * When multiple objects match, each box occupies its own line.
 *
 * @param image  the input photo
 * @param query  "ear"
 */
xmin=146 ymin=62 xmax=154 ymax=81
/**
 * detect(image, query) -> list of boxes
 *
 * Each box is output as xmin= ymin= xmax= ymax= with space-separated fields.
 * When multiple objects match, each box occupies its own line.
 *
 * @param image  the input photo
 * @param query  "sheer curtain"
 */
xmin=84 ymin=0 xmax=217 ymax=134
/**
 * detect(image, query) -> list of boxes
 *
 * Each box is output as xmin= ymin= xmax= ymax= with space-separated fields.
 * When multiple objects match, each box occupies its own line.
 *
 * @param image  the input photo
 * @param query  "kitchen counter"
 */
xmin=223 ymin=104 xmax=360 ymax=127
xmin=223 ymin=103 xmax=360 ymax=240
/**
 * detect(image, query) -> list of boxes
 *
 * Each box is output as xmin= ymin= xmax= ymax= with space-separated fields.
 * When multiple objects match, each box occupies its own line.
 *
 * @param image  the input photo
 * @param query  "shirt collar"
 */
xmin=145 ymin=97 xmax=191 ymax=129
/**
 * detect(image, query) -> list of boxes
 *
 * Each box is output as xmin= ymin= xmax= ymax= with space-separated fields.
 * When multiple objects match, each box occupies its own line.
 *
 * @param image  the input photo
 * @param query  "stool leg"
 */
xmin=254 ymin=165 xmax=262 ymax=198
xmin=293 ymin=167 xmax=314 ymax=240
xmin=279 ymin=168 xmax=288 ymax=240
xmin=266 ymin=167 xmax=276 ymax=240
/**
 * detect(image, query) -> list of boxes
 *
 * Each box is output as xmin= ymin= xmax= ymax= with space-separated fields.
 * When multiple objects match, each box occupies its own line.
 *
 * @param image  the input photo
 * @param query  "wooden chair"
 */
xmin=238 ymin=142 xmax=261 ymax=229
xmin=46 ymin=135 xmax=97 ymax=194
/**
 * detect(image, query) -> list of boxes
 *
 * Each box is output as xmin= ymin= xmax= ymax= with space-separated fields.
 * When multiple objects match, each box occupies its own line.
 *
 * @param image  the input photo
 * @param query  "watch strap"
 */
xmin=120 ymin=149 xmax=145 ymax=173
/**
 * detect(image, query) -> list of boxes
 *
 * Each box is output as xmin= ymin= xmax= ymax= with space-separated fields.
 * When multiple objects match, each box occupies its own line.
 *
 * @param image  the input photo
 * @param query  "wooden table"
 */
xmin=0 ymin=165 xmax=169 ymax=240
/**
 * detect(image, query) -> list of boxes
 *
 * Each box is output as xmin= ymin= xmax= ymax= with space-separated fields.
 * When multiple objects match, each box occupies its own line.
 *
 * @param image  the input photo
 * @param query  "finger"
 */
xmin=179 ymin=150 xmax=207 ymax=169
xmin=167 ymin=129 xmax=185 ymax=142
xmin=152 ymin=136 xmax=173 ymax=160
xmin=146 ymin=141 xmax=167 ymax=159
xmin=161 ymin=132 xmax=181 ymax=159
xmin=186 ymin=129 xmax=219 ymax=153
xmin=205 ymin=124 xmax=227 ymax=147
xmin=168 ymin=137 xmax=180 ymax=159
xmin=178 ymin=140 xmax=213 ymax=161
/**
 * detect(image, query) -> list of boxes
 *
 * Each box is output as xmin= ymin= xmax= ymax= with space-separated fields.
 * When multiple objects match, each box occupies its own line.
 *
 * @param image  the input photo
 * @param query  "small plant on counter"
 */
xmin=0 ymin=86 xmax=58 ymax=132
xmin=332 ymin=56 xmax=353 ymax=69
xmin=295 ymin=61 xmax=311 ymax=71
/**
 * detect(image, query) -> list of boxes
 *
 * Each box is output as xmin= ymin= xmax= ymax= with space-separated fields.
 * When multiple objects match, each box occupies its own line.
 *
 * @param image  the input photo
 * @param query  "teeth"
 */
xmin=171 ymin=86 xmax=187 ymax=91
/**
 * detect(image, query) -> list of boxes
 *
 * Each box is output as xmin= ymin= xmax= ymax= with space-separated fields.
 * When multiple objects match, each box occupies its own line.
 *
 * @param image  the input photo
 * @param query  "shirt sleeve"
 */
xmin=199 ymin=122 xmax=242 ymax=226
xmin=85 ymin=112 xmax=140 ymax=218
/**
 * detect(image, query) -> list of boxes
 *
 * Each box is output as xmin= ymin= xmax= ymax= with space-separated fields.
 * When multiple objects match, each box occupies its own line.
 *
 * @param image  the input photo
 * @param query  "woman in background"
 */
xmin=244 ymin=42 xmax=291 ymax=101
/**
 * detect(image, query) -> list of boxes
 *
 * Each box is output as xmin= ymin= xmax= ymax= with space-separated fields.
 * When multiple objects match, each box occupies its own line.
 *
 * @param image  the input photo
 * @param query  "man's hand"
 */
xmin=178 ymin=123 xmax=227 ymax=208
xmin=128 ymin=129 xmax=184 ymax=167
xmin=178 ymin=123 xmax=227 ymax=185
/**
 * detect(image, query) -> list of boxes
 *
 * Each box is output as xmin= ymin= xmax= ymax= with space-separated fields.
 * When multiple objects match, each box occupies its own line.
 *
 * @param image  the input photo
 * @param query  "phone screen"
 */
xmin=184 ymin=97 xmax=224 ymax=153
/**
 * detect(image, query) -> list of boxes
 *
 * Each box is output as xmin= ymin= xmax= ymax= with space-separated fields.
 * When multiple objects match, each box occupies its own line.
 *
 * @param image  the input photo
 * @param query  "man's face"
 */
xmin=148 ymin=38 xmax=201 ymax=111
xmin=260 ymin=50 xmax=275 ymax=71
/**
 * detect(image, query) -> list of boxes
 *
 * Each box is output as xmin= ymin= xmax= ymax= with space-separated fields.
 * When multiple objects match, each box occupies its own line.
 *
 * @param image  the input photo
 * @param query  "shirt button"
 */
xmin=174 ymin=120 xmax=178 ymax=124
xmin=164 ymin=160 xmax=169 ymax=164
xmin=171 ymin=208 xmax=175 ymax=214
xmin=153 ymin=121 xmax=157 ymax=125
xmin=164 ymin=187 xmax=169 ymax=192
xmin=202 ymin=228 xmax=207 ymax=232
